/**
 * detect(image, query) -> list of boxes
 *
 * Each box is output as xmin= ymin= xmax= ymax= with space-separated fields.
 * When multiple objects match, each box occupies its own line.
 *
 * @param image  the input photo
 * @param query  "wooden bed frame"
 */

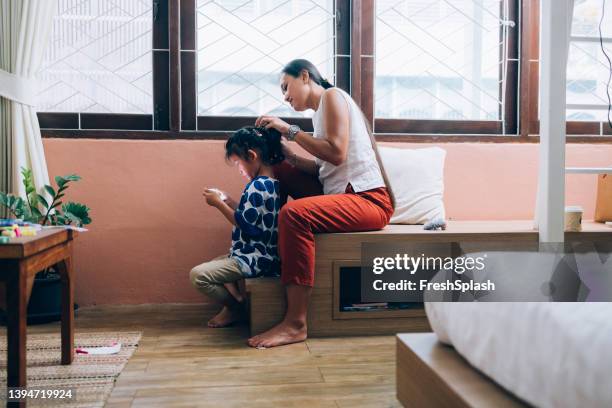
xmin=396 ymin=333 xmax=529 ymax=408
xmin=246 ymin=220 xmax=612 ymax=337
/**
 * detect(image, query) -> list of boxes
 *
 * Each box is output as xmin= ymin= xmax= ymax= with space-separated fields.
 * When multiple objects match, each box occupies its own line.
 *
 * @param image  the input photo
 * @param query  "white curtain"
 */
xmin=0 ymin=0 xmax=56 ymax=201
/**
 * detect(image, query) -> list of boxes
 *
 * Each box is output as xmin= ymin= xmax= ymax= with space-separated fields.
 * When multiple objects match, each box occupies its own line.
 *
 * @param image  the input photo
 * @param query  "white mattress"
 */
xmin=425 ymin=302 xmax=612 ymax=408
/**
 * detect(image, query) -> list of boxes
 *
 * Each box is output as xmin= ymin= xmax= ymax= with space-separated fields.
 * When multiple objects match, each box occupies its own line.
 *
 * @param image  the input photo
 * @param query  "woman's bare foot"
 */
xmin=247 ymin=320 xmax=307 ymax=348
xmin=207 ymin=306 xmax=243 ymax=328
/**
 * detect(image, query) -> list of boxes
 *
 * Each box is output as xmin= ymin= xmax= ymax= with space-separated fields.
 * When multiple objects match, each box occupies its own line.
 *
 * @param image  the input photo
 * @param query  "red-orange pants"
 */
xmin=273 ymin=161 xmax=394 ymax=287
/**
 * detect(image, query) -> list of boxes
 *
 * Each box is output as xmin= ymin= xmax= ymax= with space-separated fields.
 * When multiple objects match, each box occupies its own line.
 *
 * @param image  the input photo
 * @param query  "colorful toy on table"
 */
xmin=19 ymin=226 xmax=39 ymax=236
xmin=0 ymin=222 xmax=39 ymax=240
xmin=1 ymin=227 xmax=17 ymax=238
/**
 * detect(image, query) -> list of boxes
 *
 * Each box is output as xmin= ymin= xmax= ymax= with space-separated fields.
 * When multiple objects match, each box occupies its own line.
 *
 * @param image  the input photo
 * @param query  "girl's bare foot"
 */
xmin=207 ymin=306 xmax=243 ymax=328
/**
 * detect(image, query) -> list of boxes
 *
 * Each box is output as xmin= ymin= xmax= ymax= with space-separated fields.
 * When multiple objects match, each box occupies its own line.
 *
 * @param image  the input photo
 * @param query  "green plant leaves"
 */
xmin=1 ymin=169 xmax=91 ymax=227
xmin=55 ymin=174 xmax=80 ymax=190
xmin=0 ymin=192 xmax=28 ymax=219
xmin=21 ymin=168 xmax=33 ymax=192
xmin=21 ymin=167 xmax=40 ymax=210
xmin=36 ymin=194 xmax=49 ymax=209
xmin=61 ymin=202 xmax=91 ymax=226
xmin=30 ymin=206 xmax=42 ymax=218
xmin=44 ymin=185 xmax=56 ymax=198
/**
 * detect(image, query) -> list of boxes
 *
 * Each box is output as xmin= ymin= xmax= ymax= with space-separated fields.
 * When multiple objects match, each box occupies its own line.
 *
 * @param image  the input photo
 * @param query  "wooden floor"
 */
xmin=2 ymin=304 xmax=402 ymax=408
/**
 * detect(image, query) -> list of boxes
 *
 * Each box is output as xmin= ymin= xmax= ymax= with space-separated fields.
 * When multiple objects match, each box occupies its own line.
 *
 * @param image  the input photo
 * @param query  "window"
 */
xmin=36 ymin=1 xmax=611 ymax=141
xmin=196 ymin=0 xmax=336 ymax=118
xmin=38 ymin=0 xmax=153 ymax=114
xmin=374 ymin=0 xmax=517 ymax=134
xmin=566 ymin=0 xmax=612 ymax=124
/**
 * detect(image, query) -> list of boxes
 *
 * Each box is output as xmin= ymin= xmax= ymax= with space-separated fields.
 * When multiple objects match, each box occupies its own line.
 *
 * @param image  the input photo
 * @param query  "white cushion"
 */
xmin=379 ymin=146 xmax=446 ymax=224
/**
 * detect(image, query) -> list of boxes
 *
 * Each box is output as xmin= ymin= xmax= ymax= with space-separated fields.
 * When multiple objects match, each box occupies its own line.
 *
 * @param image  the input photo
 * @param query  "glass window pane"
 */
xmin=196 ymin=0 xmax=335 ymax=118
xmin=567 ymin=0 xmax=612 ymax=122
xmin=375 ymin=0 xmax=505 ymax=121
xmin=38 ymin=0 xmax=153 ymax=114
xmin=571 ymin=0 xmax=612 ymax=37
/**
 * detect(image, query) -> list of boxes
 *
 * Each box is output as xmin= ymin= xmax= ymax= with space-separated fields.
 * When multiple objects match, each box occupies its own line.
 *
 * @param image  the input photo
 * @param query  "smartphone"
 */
xmin=208 ymin=188 xmax=227 ymax=201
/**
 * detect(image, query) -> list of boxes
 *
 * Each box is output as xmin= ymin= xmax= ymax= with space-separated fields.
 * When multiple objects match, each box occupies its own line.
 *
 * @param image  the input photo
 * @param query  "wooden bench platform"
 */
xmin=396 ymin=333 xmax=528 ymax=407
xmin=246 ymin=220 xmax=612 ymax=337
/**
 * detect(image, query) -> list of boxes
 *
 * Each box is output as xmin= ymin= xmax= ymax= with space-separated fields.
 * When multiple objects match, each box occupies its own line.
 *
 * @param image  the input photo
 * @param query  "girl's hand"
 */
xmin=255 ymin=115 xmax=290 ymax=136
xmin=224 ymin=195 xmax=238 ymax=210
xmin=203 ymin=188 xmax=225 ymax=208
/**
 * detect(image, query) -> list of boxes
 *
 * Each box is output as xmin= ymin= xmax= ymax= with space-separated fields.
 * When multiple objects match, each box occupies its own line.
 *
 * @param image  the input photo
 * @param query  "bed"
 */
xmin=423 ymin=302 xmax=612 ymax=408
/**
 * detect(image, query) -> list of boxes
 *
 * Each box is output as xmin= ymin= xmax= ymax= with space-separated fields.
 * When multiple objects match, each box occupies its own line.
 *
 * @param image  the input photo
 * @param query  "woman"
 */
xmin=249 ymin=59 xmax=394 ymax=348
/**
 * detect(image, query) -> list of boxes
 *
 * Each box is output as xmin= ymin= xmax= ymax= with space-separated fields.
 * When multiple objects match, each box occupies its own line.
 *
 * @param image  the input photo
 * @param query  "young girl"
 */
xmin=190 ymin=126 xmax=283 ymax=328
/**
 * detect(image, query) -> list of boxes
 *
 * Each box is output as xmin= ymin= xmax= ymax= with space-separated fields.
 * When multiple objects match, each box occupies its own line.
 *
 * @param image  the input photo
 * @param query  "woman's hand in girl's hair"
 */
xmin=203 ymin=188 xmax=225 ymax=208
xmin=255 ymin=115 xmax=290 ymax=136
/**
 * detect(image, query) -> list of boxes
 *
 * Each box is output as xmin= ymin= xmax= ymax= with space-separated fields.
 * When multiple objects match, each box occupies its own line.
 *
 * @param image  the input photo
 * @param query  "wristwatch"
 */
xmin=287 ymin=124 xmax=301 ymax=141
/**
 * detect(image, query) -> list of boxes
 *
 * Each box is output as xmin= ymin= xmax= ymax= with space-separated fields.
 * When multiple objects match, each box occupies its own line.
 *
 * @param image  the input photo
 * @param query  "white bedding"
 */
xmin=425 ymin=302 xmax=612 ymax=408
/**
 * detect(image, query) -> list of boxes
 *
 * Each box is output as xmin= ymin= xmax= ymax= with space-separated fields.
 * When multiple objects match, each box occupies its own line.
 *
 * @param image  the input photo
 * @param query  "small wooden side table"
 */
xmin=0 ymin=228 xmax=78 ymax=407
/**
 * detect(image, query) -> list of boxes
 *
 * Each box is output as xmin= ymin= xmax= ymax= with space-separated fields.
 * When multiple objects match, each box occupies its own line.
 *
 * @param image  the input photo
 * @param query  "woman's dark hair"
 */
xmin=225 ymin=126 xmax=285 ymax=165
xmin=282 ymin=59 xmax=334 ymax=89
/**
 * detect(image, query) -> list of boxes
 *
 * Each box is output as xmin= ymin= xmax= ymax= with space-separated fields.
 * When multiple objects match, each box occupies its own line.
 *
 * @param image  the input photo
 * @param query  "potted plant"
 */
xmin=0 ymin=168 xmax=91 ymax=324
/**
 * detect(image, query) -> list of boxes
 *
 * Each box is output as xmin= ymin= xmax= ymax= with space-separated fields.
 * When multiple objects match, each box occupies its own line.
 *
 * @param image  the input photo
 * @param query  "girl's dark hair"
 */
xmin=282 ymin=59 xmax=334 ymax=89
xmin=225 ymin=126 xmax=285 ymax=165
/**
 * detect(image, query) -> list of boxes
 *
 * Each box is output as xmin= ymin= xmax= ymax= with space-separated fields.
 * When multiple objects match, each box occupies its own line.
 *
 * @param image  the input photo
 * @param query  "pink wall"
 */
xmin=42 ymin=139 xmax=612 ymax=306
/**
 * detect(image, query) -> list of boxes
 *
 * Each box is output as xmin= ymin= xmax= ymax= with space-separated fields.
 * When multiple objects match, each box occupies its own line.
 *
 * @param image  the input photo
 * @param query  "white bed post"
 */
xmin=536 ymin=0 xmax=574 ymax=243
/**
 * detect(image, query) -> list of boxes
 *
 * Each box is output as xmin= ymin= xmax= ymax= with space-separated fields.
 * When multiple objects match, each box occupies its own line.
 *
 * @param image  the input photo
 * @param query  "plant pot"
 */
xmin=27 ymin=275 xmax=62 ymax=324
xmin=0 ymin=272 xmax=78 ymax=326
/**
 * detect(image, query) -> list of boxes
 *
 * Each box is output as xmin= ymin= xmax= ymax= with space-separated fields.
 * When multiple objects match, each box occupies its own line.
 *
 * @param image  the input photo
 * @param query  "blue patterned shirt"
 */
xmin=229 ymin=176 xmax=281 ymax=278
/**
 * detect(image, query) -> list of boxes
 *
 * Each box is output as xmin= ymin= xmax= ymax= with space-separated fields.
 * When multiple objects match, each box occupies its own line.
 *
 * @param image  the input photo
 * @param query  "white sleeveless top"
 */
xmin=312 ymin=88 xmax=385 ymax=195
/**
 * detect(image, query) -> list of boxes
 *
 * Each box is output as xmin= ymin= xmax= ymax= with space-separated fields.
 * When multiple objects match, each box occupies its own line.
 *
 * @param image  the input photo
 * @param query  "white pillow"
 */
xmin=379 ymin=146 xmax=446 ymax=224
